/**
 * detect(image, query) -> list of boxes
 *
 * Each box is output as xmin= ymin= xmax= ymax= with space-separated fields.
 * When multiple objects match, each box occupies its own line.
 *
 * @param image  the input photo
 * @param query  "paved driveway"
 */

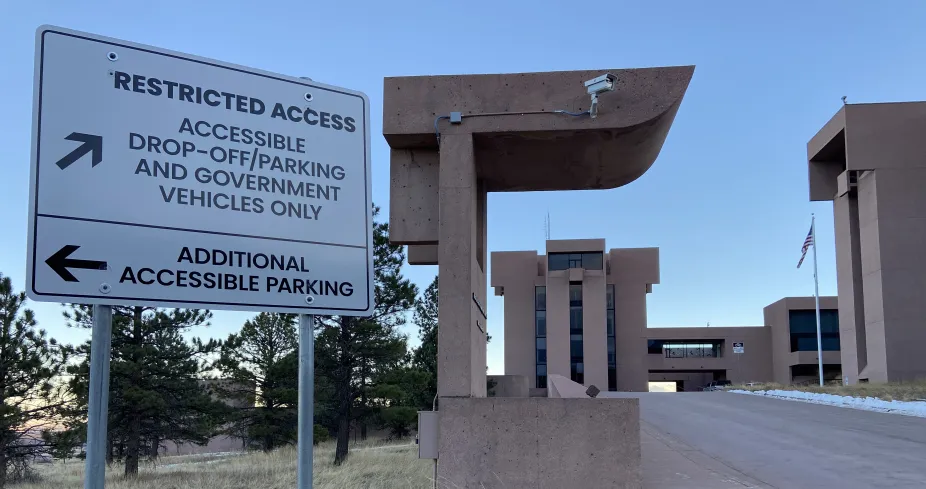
xmin=604 ymin=392 xmax=926 ymax=488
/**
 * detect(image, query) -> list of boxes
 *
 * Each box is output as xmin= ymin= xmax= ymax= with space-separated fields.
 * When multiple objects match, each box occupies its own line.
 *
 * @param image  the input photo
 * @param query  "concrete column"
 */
xmin=833 ymin=190 xmax=868 ymax=382
xmin=438 ymin=133 xmax=487 ymax=398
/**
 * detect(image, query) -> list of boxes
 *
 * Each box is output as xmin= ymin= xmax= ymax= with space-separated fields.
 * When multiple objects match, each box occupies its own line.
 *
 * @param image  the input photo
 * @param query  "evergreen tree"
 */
xmin=63 ymin=305 xmax=221 ymax=477
xmin=213 ymin=312 xmax=298 ymax=451
xmin=315 ymin=206 xmax=416 ymax=465
xmin=0 ymin=274 xmax=67 ymax=487
xmin=411 ymin=276 xmax=438 ymax=405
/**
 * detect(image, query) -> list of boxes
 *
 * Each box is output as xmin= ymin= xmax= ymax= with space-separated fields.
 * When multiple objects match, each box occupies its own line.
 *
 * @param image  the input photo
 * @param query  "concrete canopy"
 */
xmin=384 ymin=66 xmax=694 ymax=193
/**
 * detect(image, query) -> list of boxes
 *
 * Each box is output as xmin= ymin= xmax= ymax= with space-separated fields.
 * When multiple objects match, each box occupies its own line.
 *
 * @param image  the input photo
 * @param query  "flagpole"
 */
xmin=812 ymin=214 xmax=824 ymax=386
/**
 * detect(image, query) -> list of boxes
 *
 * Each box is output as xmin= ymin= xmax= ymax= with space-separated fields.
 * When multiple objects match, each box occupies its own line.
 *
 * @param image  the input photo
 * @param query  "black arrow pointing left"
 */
xmin=46 ymin=245 xmax=108 ymax=282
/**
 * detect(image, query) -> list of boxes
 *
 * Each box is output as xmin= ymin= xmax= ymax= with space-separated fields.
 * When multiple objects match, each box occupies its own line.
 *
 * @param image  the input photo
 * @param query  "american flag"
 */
xmin=797 ymin=224 xmax=814 ymax=269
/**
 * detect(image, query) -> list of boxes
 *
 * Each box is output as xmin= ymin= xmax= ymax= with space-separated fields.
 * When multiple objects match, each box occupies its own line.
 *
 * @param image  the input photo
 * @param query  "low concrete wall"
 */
xmin=438 ymin=397 xmax=642 ymax=488
xmin=489 ymin=375 xmax=530 ymax=397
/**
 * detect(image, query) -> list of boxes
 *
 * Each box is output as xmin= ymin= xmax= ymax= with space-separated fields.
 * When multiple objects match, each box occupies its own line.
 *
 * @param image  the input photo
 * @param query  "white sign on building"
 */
xmin=733 ymin=342 xmax=745 ymax=354
xmin=27 ymin=25 xmax=374 ymax=315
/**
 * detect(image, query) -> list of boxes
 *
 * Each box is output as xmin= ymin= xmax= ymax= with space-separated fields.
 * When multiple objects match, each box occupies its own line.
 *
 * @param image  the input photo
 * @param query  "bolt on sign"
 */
xmin=26 ymin=25 xmax=374 ymax=315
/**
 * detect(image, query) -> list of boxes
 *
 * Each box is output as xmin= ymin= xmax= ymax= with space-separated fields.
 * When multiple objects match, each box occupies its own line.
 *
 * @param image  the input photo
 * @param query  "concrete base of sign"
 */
xmin=438 ymin=397 xmax=642 ymax=489
xmin=488 ymin=375 xmax=530 ymax=397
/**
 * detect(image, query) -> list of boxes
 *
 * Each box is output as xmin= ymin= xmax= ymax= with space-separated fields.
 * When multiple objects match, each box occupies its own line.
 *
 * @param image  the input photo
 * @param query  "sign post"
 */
xmin=84 ymin=305 xmax=112 ymax=489
xmin=28 ymin=25 xmax=373 ymax=488
xmin=297 ymin=314 xmax=315 ymax=488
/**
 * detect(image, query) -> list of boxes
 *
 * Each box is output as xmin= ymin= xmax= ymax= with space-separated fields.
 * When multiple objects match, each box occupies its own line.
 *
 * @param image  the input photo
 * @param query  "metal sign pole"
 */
xmin=297 ymin=314 xmax=315 ymax=489
xmin=84 ymin=304 xmax=113 ymax=489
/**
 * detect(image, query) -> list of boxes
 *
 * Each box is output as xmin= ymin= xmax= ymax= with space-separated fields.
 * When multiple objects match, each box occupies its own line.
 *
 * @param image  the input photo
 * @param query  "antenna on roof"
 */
xmin=545 ymin=212 xmax=551 ymax=240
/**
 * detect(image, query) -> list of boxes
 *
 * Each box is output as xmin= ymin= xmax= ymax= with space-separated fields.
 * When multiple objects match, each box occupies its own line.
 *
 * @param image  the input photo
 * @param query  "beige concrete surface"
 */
xmin=808 ymin=102 xmax=926 ymax=383
xmin=488 ymin=375 xmax=529 ymax=398
xmin=641 ymin=422 xmax=772 ymax=488
xmin=438 ymin=397 xmax=642 ymax=489
xmin=607 ymin=392 xmax=926 ymax=489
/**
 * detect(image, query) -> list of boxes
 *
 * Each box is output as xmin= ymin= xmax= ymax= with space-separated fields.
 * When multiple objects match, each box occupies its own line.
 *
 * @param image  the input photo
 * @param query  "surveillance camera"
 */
xmin=584 ymin=73 xmax=616 ymax=96
xmin=583 ymin=73 xmax=616 ymax=119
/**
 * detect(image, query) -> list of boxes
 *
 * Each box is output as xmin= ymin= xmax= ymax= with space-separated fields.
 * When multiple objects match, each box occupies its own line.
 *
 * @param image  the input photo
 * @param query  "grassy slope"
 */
xmin=733 ymin=381 xmax=926 ymax=402
xmin=17 ymin=442 xmax=433 ymax=489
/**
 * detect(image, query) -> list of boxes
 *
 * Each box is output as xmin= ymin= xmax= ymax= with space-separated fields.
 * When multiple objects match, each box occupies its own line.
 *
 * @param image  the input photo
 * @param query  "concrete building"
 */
xmin=808 ymin=101 xmax=926 ymax=384
xmin=492 ymin=239 xmax=840 ymax=392
xmin=386 ymin=66 xmax=696 ymax=488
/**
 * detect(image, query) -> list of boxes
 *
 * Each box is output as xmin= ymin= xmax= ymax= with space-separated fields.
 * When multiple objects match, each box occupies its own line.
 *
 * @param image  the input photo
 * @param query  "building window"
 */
xmin=789 ymin=309 xmax=840 ymax=352
xmin=607 ymin=284 xmax=616 ymax=391
xmin=647 ymin=339 xmax=722 ymax=358
xmin=535 ymin=286 xmax=547 ymax=388
xmin=548 ymin=252 xmax=604 ymax=271
xmin=569 ymin=281 xmax=584 ymax=384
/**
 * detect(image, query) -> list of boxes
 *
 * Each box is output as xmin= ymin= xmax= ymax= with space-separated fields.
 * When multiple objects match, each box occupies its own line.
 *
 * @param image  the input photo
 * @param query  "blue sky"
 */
xmin=3 ymin=1 xmax=925 ymax=374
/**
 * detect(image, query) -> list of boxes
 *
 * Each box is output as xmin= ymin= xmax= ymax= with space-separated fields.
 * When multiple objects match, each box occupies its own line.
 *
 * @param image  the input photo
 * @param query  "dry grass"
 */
xmin=15 ymin=441 xmax=434 ymax=489
xmin=734 ymin=380 xmax=926 ymax=402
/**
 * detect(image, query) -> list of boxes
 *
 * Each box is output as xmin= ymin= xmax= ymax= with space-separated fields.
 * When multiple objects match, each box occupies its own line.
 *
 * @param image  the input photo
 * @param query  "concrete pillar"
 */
xmin=437 ymin=133 xmax=488 ymax=398
xmin=834 ymin=187 xmax=869 ymax=382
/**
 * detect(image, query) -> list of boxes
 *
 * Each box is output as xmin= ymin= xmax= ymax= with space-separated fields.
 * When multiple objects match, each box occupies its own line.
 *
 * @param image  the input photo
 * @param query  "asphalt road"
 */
xmin=604 ymin=392 xmax=926 ymax=489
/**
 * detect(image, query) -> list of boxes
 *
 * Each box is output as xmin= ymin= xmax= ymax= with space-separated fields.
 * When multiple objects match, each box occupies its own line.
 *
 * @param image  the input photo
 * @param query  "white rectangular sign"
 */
xmin=27 ymin=25 xmax=374 ymax=315
xmin=733 ymin=342 xmax=744 ymax=354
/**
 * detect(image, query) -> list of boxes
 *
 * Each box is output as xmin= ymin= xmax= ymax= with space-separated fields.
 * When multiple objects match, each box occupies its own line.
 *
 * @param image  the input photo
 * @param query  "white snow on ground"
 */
xmin=731 ymin=389 xmax=926 ymax=418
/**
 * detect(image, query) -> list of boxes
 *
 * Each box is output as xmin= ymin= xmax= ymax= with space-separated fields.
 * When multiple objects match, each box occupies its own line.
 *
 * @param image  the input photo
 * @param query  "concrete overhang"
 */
xmin=384 ymin=66 xmax=694 ymax=192
xmin=807 ymin=107 xmax=847 ymax=202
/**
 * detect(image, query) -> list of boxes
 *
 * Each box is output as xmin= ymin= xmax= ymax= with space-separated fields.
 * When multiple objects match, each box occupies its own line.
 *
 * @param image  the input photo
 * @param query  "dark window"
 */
xmin=548 ymin=252 xmax=604 ymax=271
xmin=789 ymin=309 xmax=840 ymax=352
xmin=570 ymin=282 xmax=584 ymax=384
xmin=570 ymin=362 xmax=584 ymax=385
xmin=536 ymin=364 xmax=547 ymax=389
xmin=536 ymin=337 xmax=547 ymax=364
xmin=569 ymin=283 xmax=583 ymax=306
xmin=570 ymin=334 xmax=584 ymax=359
xmin=607 ymin=284 xmax=617 ymax=391
xmin=647 ymin=339 xmax=723 ymax=358
xmin=548 ymin=253 xmax=569 ymax=271
xmin=535 ymin=286 xmax=547 ymax=388
xmin=569 ymin=307 xmax=583 ymax=333
xmin=582 ymin=252 xmax=603 ymax=270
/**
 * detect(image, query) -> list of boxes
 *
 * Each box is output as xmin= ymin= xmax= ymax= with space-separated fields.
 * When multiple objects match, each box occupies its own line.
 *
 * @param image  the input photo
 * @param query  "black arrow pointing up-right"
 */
xmin=46 ymin=245 xmax=108 ymax=282
xmin=55 ymin=133 xmax=103 ymax=169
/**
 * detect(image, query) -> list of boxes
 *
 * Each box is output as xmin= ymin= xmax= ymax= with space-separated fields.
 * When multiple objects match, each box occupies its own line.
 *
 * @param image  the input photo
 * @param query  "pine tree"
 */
xmin=213 ymin=312 xmax=298 ymax=451
xmin=315 ymin=206 xmax=416 ymax=465
xmin=412 ymin=276 xmax=438 ymax=405
xmin=0 ymin=274 xmax=67 ymax=487
xmin=63 ymin=305 xmax=221 ymax=477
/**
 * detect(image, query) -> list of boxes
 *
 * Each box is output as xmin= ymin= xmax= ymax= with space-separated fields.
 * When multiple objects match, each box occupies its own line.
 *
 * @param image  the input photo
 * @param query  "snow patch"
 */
xmin=731 ymin=389 xmax=926 ymax=418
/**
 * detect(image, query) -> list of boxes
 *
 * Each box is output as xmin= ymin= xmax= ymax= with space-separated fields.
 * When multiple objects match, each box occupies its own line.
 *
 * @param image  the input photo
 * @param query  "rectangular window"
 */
xmin=569 ymin=282 xmax=584 ymax=384
xmin=535 ymin=310 xmax=546 ymax=337
xmin=535 ymin=287 xmax=547 ymax=389
xmin=607 ymin=284 xmax=616 ymax=391
xmin=547 ymin=252 xmax=604 ymax=271
xmin=789 ymin=309 xmax=840 ymax=352
xmin=536 ymin=337 xmax=547 ymax=364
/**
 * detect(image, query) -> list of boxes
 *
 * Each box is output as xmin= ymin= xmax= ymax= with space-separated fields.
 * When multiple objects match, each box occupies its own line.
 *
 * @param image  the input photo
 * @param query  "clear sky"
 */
xmin=3 ymin=1 xmax=925 ymax=374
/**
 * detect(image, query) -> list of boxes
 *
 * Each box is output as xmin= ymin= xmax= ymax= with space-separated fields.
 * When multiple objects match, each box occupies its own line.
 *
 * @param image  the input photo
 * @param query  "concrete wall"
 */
xmin=645 ymin=326 xmax=774 ymax=384
xmin=610 ymin=248 xmax=659 ymax=392
xmin=488 ymin=375 xmax=530 ymax=398
xmin=808 ymin=102 xmax=926 ymax=383
xmin=493 ymin=251 xmax=543 ymax=384
xmin=438 ymin=398 xmax=641 ymax=489
xmin=764 ymin=296 xmax=839 ymax=384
